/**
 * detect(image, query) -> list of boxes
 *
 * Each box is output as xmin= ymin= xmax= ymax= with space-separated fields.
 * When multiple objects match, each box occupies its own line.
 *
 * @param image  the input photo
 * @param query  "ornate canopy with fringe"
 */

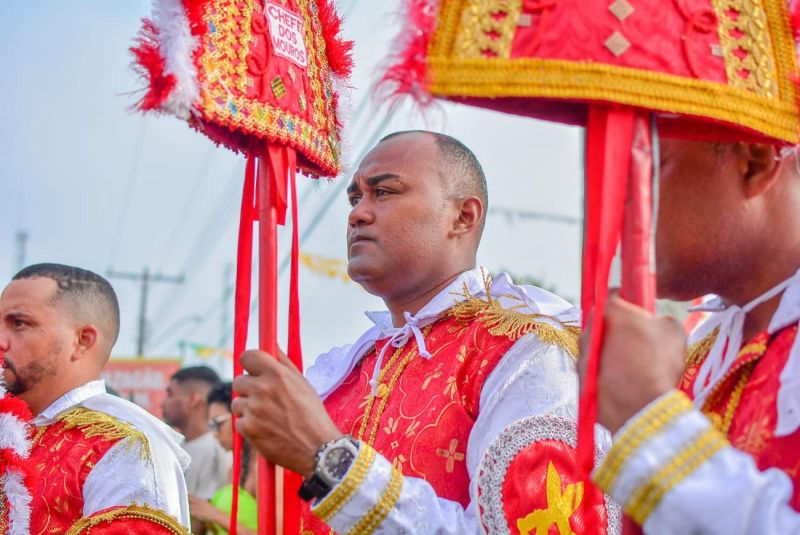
xmin=130 ymin=2 xmax=352 ymax=534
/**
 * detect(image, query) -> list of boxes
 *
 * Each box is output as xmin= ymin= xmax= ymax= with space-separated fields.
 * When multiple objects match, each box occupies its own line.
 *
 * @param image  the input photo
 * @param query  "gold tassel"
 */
xmin=58 ymin=407 xmax=151 ymax=462
xmin=448 ymin=282 xmax=580 ymax=359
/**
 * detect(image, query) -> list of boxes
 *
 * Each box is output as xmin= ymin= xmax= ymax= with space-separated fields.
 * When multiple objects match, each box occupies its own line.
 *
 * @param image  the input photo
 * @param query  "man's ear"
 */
xmin=738 ymin=143 xmax=781 ymax=199
xmin=450 ymin=196 xmax=484 ymax=237
xmin=72 ymin=325 xmax=99 ymax=362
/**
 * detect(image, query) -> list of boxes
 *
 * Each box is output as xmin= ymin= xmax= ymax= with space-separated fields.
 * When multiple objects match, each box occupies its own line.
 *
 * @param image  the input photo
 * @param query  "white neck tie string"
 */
xmin=368 ymin=311 xmax=433 ymax=394
xmin=693 ymin=270 xmax=800 ymax=405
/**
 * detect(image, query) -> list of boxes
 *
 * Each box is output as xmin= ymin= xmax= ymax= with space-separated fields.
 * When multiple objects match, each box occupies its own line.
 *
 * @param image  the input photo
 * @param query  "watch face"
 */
xmin=323 ymin=446 xmax=356 ymax=481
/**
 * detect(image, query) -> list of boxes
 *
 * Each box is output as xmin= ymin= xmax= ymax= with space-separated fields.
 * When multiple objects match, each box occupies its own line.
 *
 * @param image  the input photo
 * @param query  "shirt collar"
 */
xmin=33 ymin=379 xmax=107 ymax=426
xmin=364 ymin=267 xmax=487 ymax=333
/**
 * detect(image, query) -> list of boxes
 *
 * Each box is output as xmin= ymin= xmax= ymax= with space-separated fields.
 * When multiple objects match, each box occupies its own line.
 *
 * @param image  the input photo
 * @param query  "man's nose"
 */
xmin=348 ymin=199 xmax=374 ymax=227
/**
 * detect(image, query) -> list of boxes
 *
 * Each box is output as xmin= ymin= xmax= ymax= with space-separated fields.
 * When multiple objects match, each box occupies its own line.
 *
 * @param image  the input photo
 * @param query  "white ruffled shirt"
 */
xmin=32 ymin=380 xmax=191 ymax=528
xmin=305 ymin=267 xmax=610 ymax=533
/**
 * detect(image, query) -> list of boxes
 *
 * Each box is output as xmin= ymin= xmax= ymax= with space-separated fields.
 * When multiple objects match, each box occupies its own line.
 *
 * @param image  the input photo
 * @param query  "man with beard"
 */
xmin=588 ymin=140 xmax=800 ymax=533
xmin=231 ymin=131 xmax=617 ymax=533
xmin=0 ymin=263 xmax=191 ymax=533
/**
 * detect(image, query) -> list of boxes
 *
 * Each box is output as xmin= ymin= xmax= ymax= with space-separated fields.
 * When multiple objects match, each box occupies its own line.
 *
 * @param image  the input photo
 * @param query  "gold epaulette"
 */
xmin=64 ymin=504 xmax=189 ymax=535
xmin=448 ymin=277 xmax=580 ymax=359
xmin=58 ymin=407 xmax=151 ymax=462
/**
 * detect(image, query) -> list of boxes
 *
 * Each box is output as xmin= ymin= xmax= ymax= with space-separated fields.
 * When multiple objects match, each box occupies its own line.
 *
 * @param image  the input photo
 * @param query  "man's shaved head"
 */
xmin=379 ymin=130 xmax=488 ymax=233
xmin=12 ymin=263 xmax=120 ymax=356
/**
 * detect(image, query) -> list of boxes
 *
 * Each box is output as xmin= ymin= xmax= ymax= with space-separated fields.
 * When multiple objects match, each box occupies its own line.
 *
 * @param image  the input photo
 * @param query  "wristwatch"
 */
xmin=298 ymin=435 xmax=360 ymax=502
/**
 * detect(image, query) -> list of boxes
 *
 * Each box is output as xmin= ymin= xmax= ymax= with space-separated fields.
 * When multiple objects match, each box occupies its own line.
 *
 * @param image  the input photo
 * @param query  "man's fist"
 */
xmin=579 ymin=294 xmax=687 ymax=434
xmin=231 ymin=350 xmax=342 ymax=477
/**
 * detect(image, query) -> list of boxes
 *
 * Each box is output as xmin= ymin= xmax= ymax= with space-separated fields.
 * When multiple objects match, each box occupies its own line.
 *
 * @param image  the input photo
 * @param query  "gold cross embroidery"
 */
xmin=435 ymin=438 xmax=465 ymax=473
xmin=517 ymin=462 xmax=583 ymax=535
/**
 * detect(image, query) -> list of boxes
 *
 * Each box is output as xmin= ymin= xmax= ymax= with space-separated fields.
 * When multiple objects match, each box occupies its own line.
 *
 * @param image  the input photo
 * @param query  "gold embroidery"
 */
xmin=58 ymin=407 xmax=151 ymax=462
xmin=63 ymin=504 xmax=189 ymax=534
xmin=448 ymin=282 xmax=580 ymax=358
xmin=312 ymin=444 xmax=377 ymax=522
xmin=347 ymin=466 xmax=404 ymax=535
xmin=0 ymin=488 xmax=6 ymax=534
xmin=685 ymin=328 xmax=719 ymax=367
xmin=357 ymin=327 xmax=433 ymax=447
xmin=734 ymin=415 xmax=771 ymax=454
xmin=625 ymin=426 xmax=727 ymax=524
xmin=435 ymin=438 xmax=465 ymax=473
xmin=198 ymin=1 xmax=341 ymax=171
xmin=594 ymin=391 xmax=694 ymax=492
xmin=711 ymin=0 xmax=778 ymax=97
xmin=517 ymin=462 xmax=583 ymax=535
xmin=428 ymin=0 xmax=800 ymax=143
xmin=454 ymin=0 xmax=523 ymax=59
xmin=704 ymin=361 xmax=755 ymax=435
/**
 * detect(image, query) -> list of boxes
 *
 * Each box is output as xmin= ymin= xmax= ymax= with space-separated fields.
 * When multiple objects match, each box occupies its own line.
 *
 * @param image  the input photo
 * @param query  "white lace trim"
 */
xmin=476 ymin=415 xmax=620 ymax=535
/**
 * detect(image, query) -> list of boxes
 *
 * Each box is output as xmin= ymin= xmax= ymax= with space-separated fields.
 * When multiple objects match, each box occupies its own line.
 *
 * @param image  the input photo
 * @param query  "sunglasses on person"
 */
xmin=209 ymin=413 xmax=232 ymax=431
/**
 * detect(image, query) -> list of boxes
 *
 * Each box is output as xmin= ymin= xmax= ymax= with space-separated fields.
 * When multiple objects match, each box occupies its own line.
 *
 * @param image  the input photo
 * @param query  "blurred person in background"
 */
xmin=163 ymin=366 xmax=230 ymax=533
xmin=188 ymin=381 xmax=257 ymax=535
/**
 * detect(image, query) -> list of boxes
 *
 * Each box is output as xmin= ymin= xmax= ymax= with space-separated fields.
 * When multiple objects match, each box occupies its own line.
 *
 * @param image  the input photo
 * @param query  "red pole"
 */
xmin=257 ymin=154 xmax=279 ymax=535
xmin=619 ymin=113 xmax=656 ymax=535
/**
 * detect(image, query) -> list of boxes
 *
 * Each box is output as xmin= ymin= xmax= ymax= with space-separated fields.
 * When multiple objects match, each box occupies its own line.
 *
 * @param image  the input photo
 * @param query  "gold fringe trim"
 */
xmin=448 ymin=274 xmax=580 ymax=358
xmin=428 ymin=0 xmax=800 ymax=144
xmin=58 ymin=407 xmax=151 ymax=462
xmin=64 ymin=504 xmax=189 ymax=535
xmin=685 ymin=328 xmax=719 ymax=367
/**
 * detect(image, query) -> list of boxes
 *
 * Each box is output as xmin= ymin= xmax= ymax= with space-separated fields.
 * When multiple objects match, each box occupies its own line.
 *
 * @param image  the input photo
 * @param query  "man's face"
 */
xmin=162 ymin=379 xmax=191 ymax=429
xmin=655 ymin=139 xmax=746 ymax=300
xmin=346 ymin=134 xmax=455 ymax=297
xmin=0 ymin=278 xmax=72 ymax=400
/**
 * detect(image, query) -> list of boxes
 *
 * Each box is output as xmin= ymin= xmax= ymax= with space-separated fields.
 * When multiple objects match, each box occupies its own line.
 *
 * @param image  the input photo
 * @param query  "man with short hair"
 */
xmin=0 ymin=263 xmax=191 ymax=533
xmin=588 ymin=140 xmax=800 ymax=532
xmin=232 ymin=131 xmax=616 ymax=533
xmin=163 ymin=366 xmax=230 ymax=533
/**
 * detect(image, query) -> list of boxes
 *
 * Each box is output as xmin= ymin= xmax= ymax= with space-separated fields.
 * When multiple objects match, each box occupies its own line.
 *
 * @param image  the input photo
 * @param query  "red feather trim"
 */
xmin=181 ymin=0 xmax=209 ymax=37
xmin=375 ymin=0 xmax=437 ymax=108
xmin=0 ymin=395 xmax=32 ymax=423
xmin=791 ymin=0 xmax=800 ymax=40
xmin=129 ymin=19 xmax=177 ymax=112
xmin=317 ymin=0 xmax=354 ymax=78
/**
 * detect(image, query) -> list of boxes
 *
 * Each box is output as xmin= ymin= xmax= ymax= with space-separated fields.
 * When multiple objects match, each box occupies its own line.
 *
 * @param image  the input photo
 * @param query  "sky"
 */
xmin=0 ymin=1 xmax=585 ymax=374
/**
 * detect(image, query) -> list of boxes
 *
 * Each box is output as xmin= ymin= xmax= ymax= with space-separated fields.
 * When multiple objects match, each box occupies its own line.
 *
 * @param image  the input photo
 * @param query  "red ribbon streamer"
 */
xmin=578 ymin=106 xmax=655 ymax=535
xmin=229 ymin=144 xmax=303 ymax=535
xmin=230 ymin=155 xmax=257 ymax=535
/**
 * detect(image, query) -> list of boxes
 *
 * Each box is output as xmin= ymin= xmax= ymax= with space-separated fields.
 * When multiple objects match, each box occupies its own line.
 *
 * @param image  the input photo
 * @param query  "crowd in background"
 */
xmin=161 ymin=366 xmax=258 ymax=535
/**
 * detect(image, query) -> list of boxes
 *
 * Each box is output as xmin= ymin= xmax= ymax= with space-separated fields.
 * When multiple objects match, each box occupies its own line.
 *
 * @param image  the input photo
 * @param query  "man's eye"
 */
xmin=376 ymin=188 xmax=391 ymax=197
xmin=348 ymin=195 xmax=361 ymax=207
xmin=14 ymin=320 xmax=25 ymax=328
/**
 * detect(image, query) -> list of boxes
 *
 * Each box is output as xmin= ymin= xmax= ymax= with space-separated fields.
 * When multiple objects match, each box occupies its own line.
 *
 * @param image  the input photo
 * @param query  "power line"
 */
xmin=251 ymin=109 xmax=395 ymax=314
xmin=156 ymin=144 xmax=217 ymax=270
xmin=109 ymin=119 xmax=147 ymax=267
xmin=488 ymin=207 xmax=582 ymax=226
xmin=147 ymin=159 xmax=245 ymax=329
xmin=108 ymin=267 xmax=184 ymax=357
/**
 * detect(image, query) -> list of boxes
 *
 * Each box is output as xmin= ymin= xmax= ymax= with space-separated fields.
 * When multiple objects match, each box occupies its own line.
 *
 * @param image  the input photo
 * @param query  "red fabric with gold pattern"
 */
xmin=679 ymin=325 xmax=800 ymax=509
xmin=381 ymin=0 xmax=800 ymax=144
xmin=132 ymin=0 xmax=352 ymax=177
xmin=64 ymin=505 xmax=188 ymax=534
xmin=475 ymin=415 xmax=616 ymax=535
xmin=28 ymin=419 xmax=121 ymax=535
xmin=299 ymin=313 xmax=527 ymax=533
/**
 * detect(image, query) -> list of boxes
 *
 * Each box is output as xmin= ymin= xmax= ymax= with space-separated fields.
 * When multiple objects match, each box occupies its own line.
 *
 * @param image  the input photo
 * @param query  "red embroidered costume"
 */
xmin=301 ymin=269 xmax=618 ymax=533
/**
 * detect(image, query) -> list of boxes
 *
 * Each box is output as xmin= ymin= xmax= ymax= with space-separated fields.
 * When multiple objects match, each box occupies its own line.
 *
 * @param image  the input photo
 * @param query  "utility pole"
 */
xmin=15 ymin=231 xmax=28 ymax=272
xmin=218 ymin=263 xmax=234 ymax=347
xmin=108 ymin=267 xmax=184 ymax=357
